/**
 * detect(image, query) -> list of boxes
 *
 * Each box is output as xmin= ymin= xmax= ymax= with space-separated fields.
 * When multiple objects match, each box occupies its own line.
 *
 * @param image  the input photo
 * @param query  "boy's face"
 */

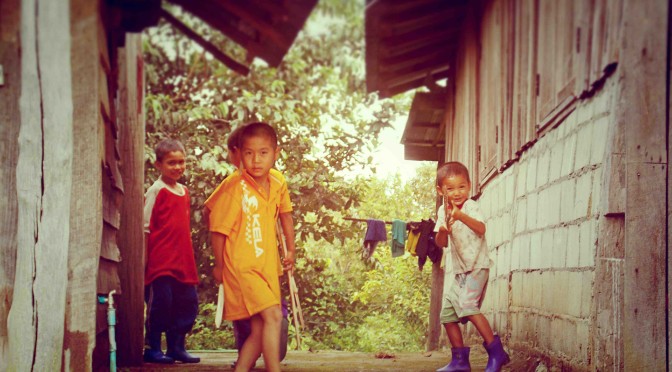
xmin=155 ymin=150 xmax=186 ymax=184
xmin=436 ymin=174 xmax=471 ymax=208
xmin=240 ymin=135 xmax=279 ymax=183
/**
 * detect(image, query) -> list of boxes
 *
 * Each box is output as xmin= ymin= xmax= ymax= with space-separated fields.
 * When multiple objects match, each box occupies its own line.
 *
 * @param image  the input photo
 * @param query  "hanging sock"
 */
xmin=391 ymin=219 xmax=406 ymax=258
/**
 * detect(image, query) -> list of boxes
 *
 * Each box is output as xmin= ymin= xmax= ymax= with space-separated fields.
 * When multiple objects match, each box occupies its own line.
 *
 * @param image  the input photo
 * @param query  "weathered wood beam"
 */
xmin=210 ymin=0 xmax=292 ymax=50
xmin=8 ymin=0 xmax=74 ymax=370
xmin=115 ymin=34 xmax=146 ymax=367
xmin=0 ymin=0 xmax=20 ymax=368
xmin=160 ymin=8 xmax=250 ymax=76
xmin=618 ymin=0 xmax=667 ymax=370
xmin=382 ymin=69 xmax=451 ymax=98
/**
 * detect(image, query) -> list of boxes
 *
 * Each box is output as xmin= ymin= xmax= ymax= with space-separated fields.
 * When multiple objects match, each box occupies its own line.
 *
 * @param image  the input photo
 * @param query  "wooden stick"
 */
xmin=276 ymin=220 xmax=303 ymax=348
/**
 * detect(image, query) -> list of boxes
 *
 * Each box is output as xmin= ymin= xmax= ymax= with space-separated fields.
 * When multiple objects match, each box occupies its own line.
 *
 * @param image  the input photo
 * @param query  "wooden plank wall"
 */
xmin=116 ymin=33 xmax=146 ymax=367
xmin=7 ymin=0 xmax=74 ymax=370
xmin=450 ymin=0 xmax=626 ymax=190
xmin=92 ymin=0 xmax=124 ymax=369
xmin=0 ymin=0 xmax=21 ymax=370
xmin=63 ymin=0 xmax=105 ymax=369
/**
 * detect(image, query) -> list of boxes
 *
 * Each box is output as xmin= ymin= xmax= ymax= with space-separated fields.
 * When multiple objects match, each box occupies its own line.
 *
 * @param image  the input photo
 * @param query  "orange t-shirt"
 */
xmin=207 ymin=170 xmax=292 ymax=320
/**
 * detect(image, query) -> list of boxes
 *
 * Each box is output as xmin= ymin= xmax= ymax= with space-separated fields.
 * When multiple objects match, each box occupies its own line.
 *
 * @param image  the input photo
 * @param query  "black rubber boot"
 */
xmin=166 ymin=332 xmax=201 ymax=363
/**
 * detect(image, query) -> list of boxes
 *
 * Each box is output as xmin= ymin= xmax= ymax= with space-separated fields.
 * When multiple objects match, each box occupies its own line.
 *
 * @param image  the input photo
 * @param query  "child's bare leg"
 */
xmin=259 ymin=305 xmax=283 ymax=372
xmin=234 ymin=316 xmax=263 ymax=372
xmin=443 ymin=322 xmax=464 ymax=348
xmin=466 ymin=314 xmax=494 ymax=345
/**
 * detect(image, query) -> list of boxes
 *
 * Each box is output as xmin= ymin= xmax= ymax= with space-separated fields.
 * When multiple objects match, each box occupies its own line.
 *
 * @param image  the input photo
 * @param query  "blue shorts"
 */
xmin=440 ymin=269 xmax=489 ymax=324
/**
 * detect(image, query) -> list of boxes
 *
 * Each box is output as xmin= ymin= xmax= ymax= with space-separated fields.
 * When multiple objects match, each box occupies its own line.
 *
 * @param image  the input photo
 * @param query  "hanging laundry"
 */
xmin=391 ymin=219 xmax=406 ymax=258
xmin=405 ymin=222 xmax=421 ymax=256
xmin=363 ymin=219 xmax=387 ymax=259
xmin=415 ymin=219 xmax=442 ymax=270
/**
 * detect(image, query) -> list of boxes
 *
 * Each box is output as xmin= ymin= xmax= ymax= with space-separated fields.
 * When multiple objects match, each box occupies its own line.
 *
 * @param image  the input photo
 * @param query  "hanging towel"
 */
xmin=405 ymin=223 xmax=421 ymax=256
xmin=363 ymin=219 xmax=387 ymax=258
xmin=391 ymin=219 xmax=406 ymax=258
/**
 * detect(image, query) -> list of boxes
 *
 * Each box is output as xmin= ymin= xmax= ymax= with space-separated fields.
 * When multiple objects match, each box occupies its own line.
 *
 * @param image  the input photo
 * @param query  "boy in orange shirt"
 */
xmin=207 ymin=122 xmax=295 ymax=372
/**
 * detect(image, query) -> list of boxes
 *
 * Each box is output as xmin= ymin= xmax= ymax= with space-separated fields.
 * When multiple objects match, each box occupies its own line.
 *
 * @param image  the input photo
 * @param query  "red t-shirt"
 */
xmin=144 ymin=179 xmax=199 ymax=286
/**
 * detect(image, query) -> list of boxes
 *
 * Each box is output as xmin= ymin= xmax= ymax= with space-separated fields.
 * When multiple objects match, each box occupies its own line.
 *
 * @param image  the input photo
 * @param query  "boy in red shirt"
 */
xmin=143 ymin=139 xmax=200 ymax=364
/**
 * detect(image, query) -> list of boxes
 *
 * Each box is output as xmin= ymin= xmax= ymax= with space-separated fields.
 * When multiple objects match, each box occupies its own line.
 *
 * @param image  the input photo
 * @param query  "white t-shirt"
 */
xmin=434 ymin=199 xmax=492 ymax=274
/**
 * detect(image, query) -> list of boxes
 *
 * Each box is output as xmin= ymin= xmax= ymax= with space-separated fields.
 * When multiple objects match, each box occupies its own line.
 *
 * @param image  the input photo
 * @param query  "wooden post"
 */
xmin=426 ymin=150 xmax=446 ymax=352
xmin=618 ymin=0 xmax=668 ymax=369
xmin=116 ymin=34 xmax=146 ymax=367
xmin=8 ymin=0 xmax=74 ymax=370
xmin=426 ymin=260 xmax=445 ymax=351
xmin=0 ymin=1 xmax=21 ymax=370
xmin=62 ymin=0 xmax=104 ymax=368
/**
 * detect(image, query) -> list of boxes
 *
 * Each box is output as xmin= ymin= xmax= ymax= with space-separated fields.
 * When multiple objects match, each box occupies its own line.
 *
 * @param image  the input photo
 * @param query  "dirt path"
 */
xmin=125 ymin=349 xmax=529 ymax=371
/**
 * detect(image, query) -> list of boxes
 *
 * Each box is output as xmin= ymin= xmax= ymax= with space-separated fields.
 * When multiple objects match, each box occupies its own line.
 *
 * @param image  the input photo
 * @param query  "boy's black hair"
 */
xmin=239 ymin=122 xmax=278 ymax=149
xmin=155 ymin=138 xmax=185 ymax=162
xmin=436 ymin=161 xmax=471 ymax=186
xmin=227 ymin=125 xmax=246 ymax=151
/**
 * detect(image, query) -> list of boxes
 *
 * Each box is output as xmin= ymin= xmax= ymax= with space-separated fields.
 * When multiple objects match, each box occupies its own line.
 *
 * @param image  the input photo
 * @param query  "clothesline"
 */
xmin=344 ymin=217 xmax=393 ymax=225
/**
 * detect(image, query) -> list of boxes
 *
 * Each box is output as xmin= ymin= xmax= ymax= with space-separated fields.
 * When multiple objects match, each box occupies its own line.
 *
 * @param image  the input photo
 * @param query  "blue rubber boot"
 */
xmin=166 ymin=332 xmax=201 ymax=363
xmin=484 ymin=335 xmax=510 ymax=372
xmin=436 ymin=347 xmax=471 ymax=372
xmin=143 ymin=332 xmax=174 ymax=364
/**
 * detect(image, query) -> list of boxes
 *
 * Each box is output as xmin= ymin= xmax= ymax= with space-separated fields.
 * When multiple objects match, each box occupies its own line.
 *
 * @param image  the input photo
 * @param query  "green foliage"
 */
xmin=143 ymin=0 xmax=438 ymax=352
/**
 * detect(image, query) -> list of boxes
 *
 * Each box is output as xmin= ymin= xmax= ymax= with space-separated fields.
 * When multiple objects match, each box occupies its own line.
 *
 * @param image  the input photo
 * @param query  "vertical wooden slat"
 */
xmin=617 ymin=0 xmax=667 ymax=369
xmin=62 ymin=0 xmax=104 ymax=369
xmin=115 ymin=34 xmax=146 ymax=367
xmin=0 ymin=1 xmax=21 ymax=370
xmin=8 ymin=0 xmax=74 ymax=370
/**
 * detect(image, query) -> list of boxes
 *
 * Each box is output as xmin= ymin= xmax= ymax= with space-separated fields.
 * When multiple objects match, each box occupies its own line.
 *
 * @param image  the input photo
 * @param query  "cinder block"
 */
xmin=527 ymin=192 xmax=538 ymax=230
xmin=534 ymin=271 xmax=544 ymax=310
xmin=576 ymin=320 xmax=591 ymax=364
xmin=546 ymin=271 xmax=559 ymax=313
xmin=591 ymin=166 xmax=604 ymax=217
xmin=556 ymin=271 xmax=570 ymax=314
xmin=566 ymin=224 xmax=580 ymax=267
xmin=536 ymin=188 xmax=549 ymax=228
xmin=547 ymin=183 xmax=561 ymax=226
xmin=550 ymin=318 xmax=565 ymax=356
xmin=537 ymin=150 xmax=550 ymax=188
xmin=576 ymin=100 xmax=594 ymax=125
xmin=592 ymin=84 xmax=612 ymax=118
xmin=519 ymin=234 xmax=531 ymax=269
xmin=540 ymin=229 xmax=554 ymax=269
xmin=580 ymin=271 xmax=594 ymax=318
xmin=515 ymin=198 xmax=527 ymax=234
xmin=499 ymin=278 xmax=508 ymax=311
xmin=566 ymin=271 xmax=583 ymax=317
xmin=552 ymin=226 xmax=568 ymax=268
xmin=501 ymin=213 xmax=512 ymax=245
xmin=561 ymin=320 xmax=578 ymax=359
xmin=579 ymin=219 xmax=596 ymax=267
xmin=511 ymin=272 xmax=522 ymax=306
xmin=590 ymin=116 xmax=610 ymax=165
xmin=574 ymin=123 xmax=593 ymax=172
xmin=560 ymin=178 xmax=576 ymax=223
xmin=538 ymin=315 xmax=552 ymax=350
xmin=505 ymin=171 xmax=515 ymax=208
xmin=548 ymin=142 xmax=563 ymax=182
xmin=516 ymin=161 xmax=528 ymax=198
xmin=529 ymin=231 xmax=543 ymax=269
xmin=527 ymin=156 xmax=539 ymax=192
xmin=561 ymin=133 xmax=577 ymax=177
xmin=574 ymin=171 xmax=593 ymax=220
xmin=510 ymin=236 xmax=521 ymax=271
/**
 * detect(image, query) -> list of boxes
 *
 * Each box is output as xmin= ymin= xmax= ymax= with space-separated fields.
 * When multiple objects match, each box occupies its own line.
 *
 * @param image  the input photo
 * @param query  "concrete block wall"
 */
xmin=474 ymin=79 xmax=617 ymax=369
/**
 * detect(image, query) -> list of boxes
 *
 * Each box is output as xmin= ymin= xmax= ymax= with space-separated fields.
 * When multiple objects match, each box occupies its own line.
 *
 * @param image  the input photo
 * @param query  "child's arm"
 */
xmin=452 ymin=207 xmax=486 ymax=236
xmin=279 ymin=212 xmax=296 ymax=271
xmin=435 ymin=225 xmax=450 ymax=247
xmin=211 ymin=232 xmax=226 ymax=283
